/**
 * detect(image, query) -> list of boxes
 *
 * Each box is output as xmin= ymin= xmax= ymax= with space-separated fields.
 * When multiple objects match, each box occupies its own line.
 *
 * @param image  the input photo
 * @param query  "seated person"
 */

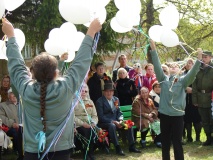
xmin=74 ymin=83 xmax=98 ymax=160
xmin=149 ymin=81 xmax=161 ymax=111
xmin=132 ymin=87 xmax=161 ymax=148
xmin=96 ymin=83 xmax=141 ymax=156
xmin=0 ymin=89 xmax=23 ymax=160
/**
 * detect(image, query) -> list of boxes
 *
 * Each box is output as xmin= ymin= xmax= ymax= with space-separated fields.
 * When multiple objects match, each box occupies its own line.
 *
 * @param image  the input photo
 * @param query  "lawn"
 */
xmin=2 ymin=128 xmax=213 ymax=160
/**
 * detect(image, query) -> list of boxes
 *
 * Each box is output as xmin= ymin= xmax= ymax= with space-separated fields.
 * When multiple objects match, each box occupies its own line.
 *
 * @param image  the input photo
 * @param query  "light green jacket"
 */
xmin=151 ymin=50 xmax=200 ymax=116
xmin=6 ymin=35 xmax=94 ymax=153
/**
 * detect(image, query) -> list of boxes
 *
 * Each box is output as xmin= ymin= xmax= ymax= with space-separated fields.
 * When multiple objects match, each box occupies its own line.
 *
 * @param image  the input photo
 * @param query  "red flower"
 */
xmin=120 ymin=120 xmax=134 ymax=129
xmin=96 ymin=128 xmax=109 ymax=145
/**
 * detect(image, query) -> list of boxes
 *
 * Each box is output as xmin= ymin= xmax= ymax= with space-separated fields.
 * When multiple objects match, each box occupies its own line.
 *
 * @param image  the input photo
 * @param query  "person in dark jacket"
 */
xmin=115 ymin=68 xmax=138 ymax=106
xmin=87 ymin=62 xmax=112 ymax=104
xmin=183 ymin=58 xmax=202 ymax=143
xmin=96 ymin=83 xmax=140 ymax=156
xmin=192 ymin=49 xmax=213 ymax=146
xmin=112 ymin=54 xmax=132 ymax=82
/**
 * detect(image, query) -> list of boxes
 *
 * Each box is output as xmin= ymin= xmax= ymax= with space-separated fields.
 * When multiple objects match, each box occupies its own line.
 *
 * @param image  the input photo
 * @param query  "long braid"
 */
xmin=40 ymin=82 xmax=48 ymax=132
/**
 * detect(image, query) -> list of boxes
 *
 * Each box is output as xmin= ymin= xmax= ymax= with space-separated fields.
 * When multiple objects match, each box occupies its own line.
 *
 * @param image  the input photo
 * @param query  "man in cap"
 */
xmin=192 ymin=49 xmax=213 ymax=146
xmin=96 ymin=83 xmax=140 ymax=156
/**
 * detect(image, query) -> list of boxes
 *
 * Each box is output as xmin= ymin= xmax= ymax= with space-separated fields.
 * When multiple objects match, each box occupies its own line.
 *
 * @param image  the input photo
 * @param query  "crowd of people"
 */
xmin=0 ymin=18 xmax=213 ymax=160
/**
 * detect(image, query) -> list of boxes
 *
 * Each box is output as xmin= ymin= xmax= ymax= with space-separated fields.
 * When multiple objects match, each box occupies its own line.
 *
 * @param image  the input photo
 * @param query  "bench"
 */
xmin=120 ymin=105 xmax=155 ymax=139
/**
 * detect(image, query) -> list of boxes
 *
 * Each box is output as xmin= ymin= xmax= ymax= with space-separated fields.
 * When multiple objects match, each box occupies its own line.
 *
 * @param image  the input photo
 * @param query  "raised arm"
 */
xmin=149 ymin=39 xmax=166 ymax=82
xmin=61 ymin=19 xmax=102 ymax=92
xmin=2 ymin=18 xmax=31 ymax=95
xmin=181 ymin=49 xmax=202 ymax=88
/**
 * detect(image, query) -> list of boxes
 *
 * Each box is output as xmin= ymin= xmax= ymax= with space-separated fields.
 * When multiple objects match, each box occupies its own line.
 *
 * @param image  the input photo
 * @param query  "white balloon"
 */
xmin=84 ymin=8 xmax=107 ymax=27
xmin=114 ymin=0 xmax=141 ymax=14
xmin=73 ymin=32 xmax=85 ymax=51
xmin=0 ymin=40 xmax=7 ymax=60
xmin=110 ymin=17 xmax=132 ymax=33
xmin=0 ymin=0 xmax=5 ymax=18
xmin=44 ymin=39 xmax=67 ymax=56
xmin=49 ymin=28 xmax=62 ymax=39
xmin=4 ymin=0 xmax=25 ymax=11
xmin=65 ymin=51 xmax=75 ymax=62
xmin=116 ymin=10 xmax=138 ymax=28
xmin=60 ymin=22 xmax=77 ymax=50
xmin=159 ymin=4 xmax=179 ymax=29
xmin=132 ymin=14 xmax=140 ymax=26
xmin=160 ymin=29 xmax=179 ymax=47
xmin=148 ymin=25 xmax=164 ymax=42
xmin=14 ymin=28 xmax=25 ymax=51
xmin=91 ymin=0 xmax=110 ymax=8
xmin=59 ymin=0 xmax=91 ymax=24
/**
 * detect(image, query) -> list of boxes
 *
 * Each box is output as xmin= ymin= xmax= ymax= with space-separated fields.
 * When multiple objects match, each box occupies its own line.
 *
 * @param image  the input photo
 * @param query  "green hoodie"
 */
xmin=151 ymin=50 xmax=200 ymax=116
xmin=6 ymin=35 xmax=94 ymax=153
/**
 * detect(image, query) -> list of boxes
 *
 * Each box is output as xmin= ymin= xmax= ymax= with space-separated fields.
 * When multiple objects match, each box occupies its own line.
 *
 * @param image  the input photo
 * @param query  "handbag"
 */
xmin=149 ymin=120 xmax=161 ymax=135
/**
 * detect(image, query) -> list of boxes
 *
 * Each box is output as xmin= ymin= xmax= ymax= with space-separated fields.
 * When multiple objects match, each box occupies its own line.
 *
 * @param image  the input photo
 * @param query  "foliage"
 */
xmin=3 ymin=0 xmax=213 ymax=64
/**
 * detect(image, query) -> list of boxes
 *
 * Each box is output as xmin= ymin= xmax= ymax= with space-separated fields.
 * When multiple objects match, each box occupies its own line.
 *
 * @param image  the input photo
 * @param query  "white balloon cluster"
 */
xmin=0 ymin=0 xmax=26 ymax=18
xmin=0 ymin=0 xmax=26 ymax=61
xmin=44 ymin=22 xmax=86 ymax=62
xmin=148 ymin=4 xmax=180 ymax=47
xmin=110 ymin=0 xmax=141 ymax=33
xmin=59 ymin=0 xmax=109 ymax=25
xmin=0 ymin=28 xmax=25 ymax=60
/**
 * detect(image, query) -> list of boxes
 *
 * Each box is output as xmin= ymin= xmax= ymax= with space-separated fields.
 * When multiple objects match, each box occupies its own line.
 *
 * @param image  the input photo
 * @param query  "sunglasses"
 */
xmin=81 ymin=90 xmax=88 ymax=93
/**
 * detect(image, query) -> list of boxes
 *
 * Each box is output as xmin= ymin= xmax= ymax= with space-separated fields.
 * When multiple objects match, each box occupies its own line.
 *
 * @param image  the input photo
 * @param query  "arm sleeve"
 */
xmin=181 ymin=60 xmax=201 ymax=88
xmin=150 ymin=50 xmax=166 ymax=82
xmin=90 ymin=100 xmax=98 ymax=125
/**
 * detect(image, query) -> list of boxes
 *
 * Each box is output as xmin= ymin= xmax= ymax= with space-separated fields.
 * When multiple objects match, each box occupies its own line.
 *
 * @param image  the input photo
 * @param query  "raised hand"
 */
xmin=149 ymin=39 xmax=156 ymax=51
xmin=2 ymin=18 xmax=15 ymax=39
xmin=86 ymin=18 xmax=102 ymax=39
xmin=197 ymin=48 xmax=202 ymax=60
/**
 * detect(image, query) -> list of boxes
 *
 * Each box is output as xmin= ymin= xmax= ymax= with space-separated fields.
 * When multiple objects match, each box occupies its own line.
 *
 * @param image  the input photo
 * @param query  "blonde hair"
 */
xmin=117 ymin=67 xmax=128 ymax=79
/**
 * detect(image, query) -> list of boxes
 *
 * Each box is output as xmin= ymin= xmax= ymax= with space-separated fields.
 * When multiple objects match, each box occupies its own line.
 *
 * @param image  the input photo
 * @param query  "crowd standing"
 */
xmin=1 ymin=18 xmax=213 ymax=160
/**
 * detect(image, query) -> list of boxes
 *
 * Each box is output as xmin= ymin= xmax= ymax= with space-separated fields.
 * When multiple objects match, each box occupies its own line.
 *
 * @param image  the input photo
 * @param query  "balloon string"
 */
xmin=175 ymin=29 xmax=187 ymax=44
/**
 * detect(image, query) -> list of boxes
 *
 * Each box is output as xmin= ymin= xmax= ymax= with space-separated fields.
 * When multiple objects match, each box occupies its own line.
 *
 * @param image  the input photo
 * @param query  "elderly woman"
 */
xmin=132 ymin=87 xmax=161 ymax=148
xmin=74 ymin=83 xmax=98 ymax=160
xmin=116 ymin=68 xmax=138 ymax=106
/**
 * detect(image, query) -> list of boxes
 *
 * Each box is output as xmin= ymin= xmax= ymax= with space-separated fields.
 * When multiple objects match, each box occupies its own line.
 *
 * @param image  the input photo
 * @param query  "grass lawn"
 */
xmin=2 ymin=128 xmax=213 ymax=160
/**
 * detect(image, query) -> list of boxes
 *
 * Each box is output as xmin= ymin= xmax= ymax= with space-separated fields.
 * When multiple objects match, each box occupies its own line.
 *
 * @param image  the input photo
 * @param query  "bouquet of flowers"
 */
xmin=120 ymin=120 xmax=134 ymax=130
xmin=95 ymin=127 xmax=109 ymax=145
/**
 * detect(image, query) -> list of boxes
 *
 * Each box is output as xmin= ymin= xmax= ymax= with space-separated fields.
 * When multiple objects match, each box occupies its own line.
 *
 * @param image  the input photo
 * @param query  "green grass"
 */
xmin=3 ymin=127 xmax=213 ymax=160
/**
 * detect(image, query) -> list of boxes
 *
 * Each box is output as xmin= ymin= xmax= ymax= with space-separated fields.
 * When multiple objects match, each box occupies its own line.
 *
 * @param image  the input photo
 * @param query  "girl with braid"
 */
xmin=2 ymin=18 xmax=102 ymax=160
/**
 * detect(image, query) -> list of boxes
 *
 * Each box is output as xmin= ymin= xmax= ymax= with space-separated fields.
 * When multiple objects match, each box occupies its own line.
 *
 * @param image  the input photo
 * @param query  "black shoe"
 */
xmin=116 ymin=145 xmax=125 ymax=156
xmin=187 ymin=137 xmax=193 ymax=142
xmin=129 ymin=147 xmax=141 ymax=153
xmin=155 ymin=142 xmax=162 ymax=148
xmin=140 ymin=140 xmax=146 ymax=148
xmin=202 ymin=140 xmax=211 ymax=146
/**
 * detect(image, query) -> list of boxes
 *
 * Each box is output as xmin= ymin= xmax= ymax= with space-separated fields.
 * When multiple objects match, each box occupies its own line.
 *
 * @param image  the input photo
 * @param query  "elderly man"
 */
xmin=0 ymin=90 xmax=23 ymax=160
xmin=96 ymin=83 xmax=140 ymax=156
xmin=112 ymin=54 xmax=132 ymax=82
xmin=192 ymin=49 xmax=213 ymax=146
